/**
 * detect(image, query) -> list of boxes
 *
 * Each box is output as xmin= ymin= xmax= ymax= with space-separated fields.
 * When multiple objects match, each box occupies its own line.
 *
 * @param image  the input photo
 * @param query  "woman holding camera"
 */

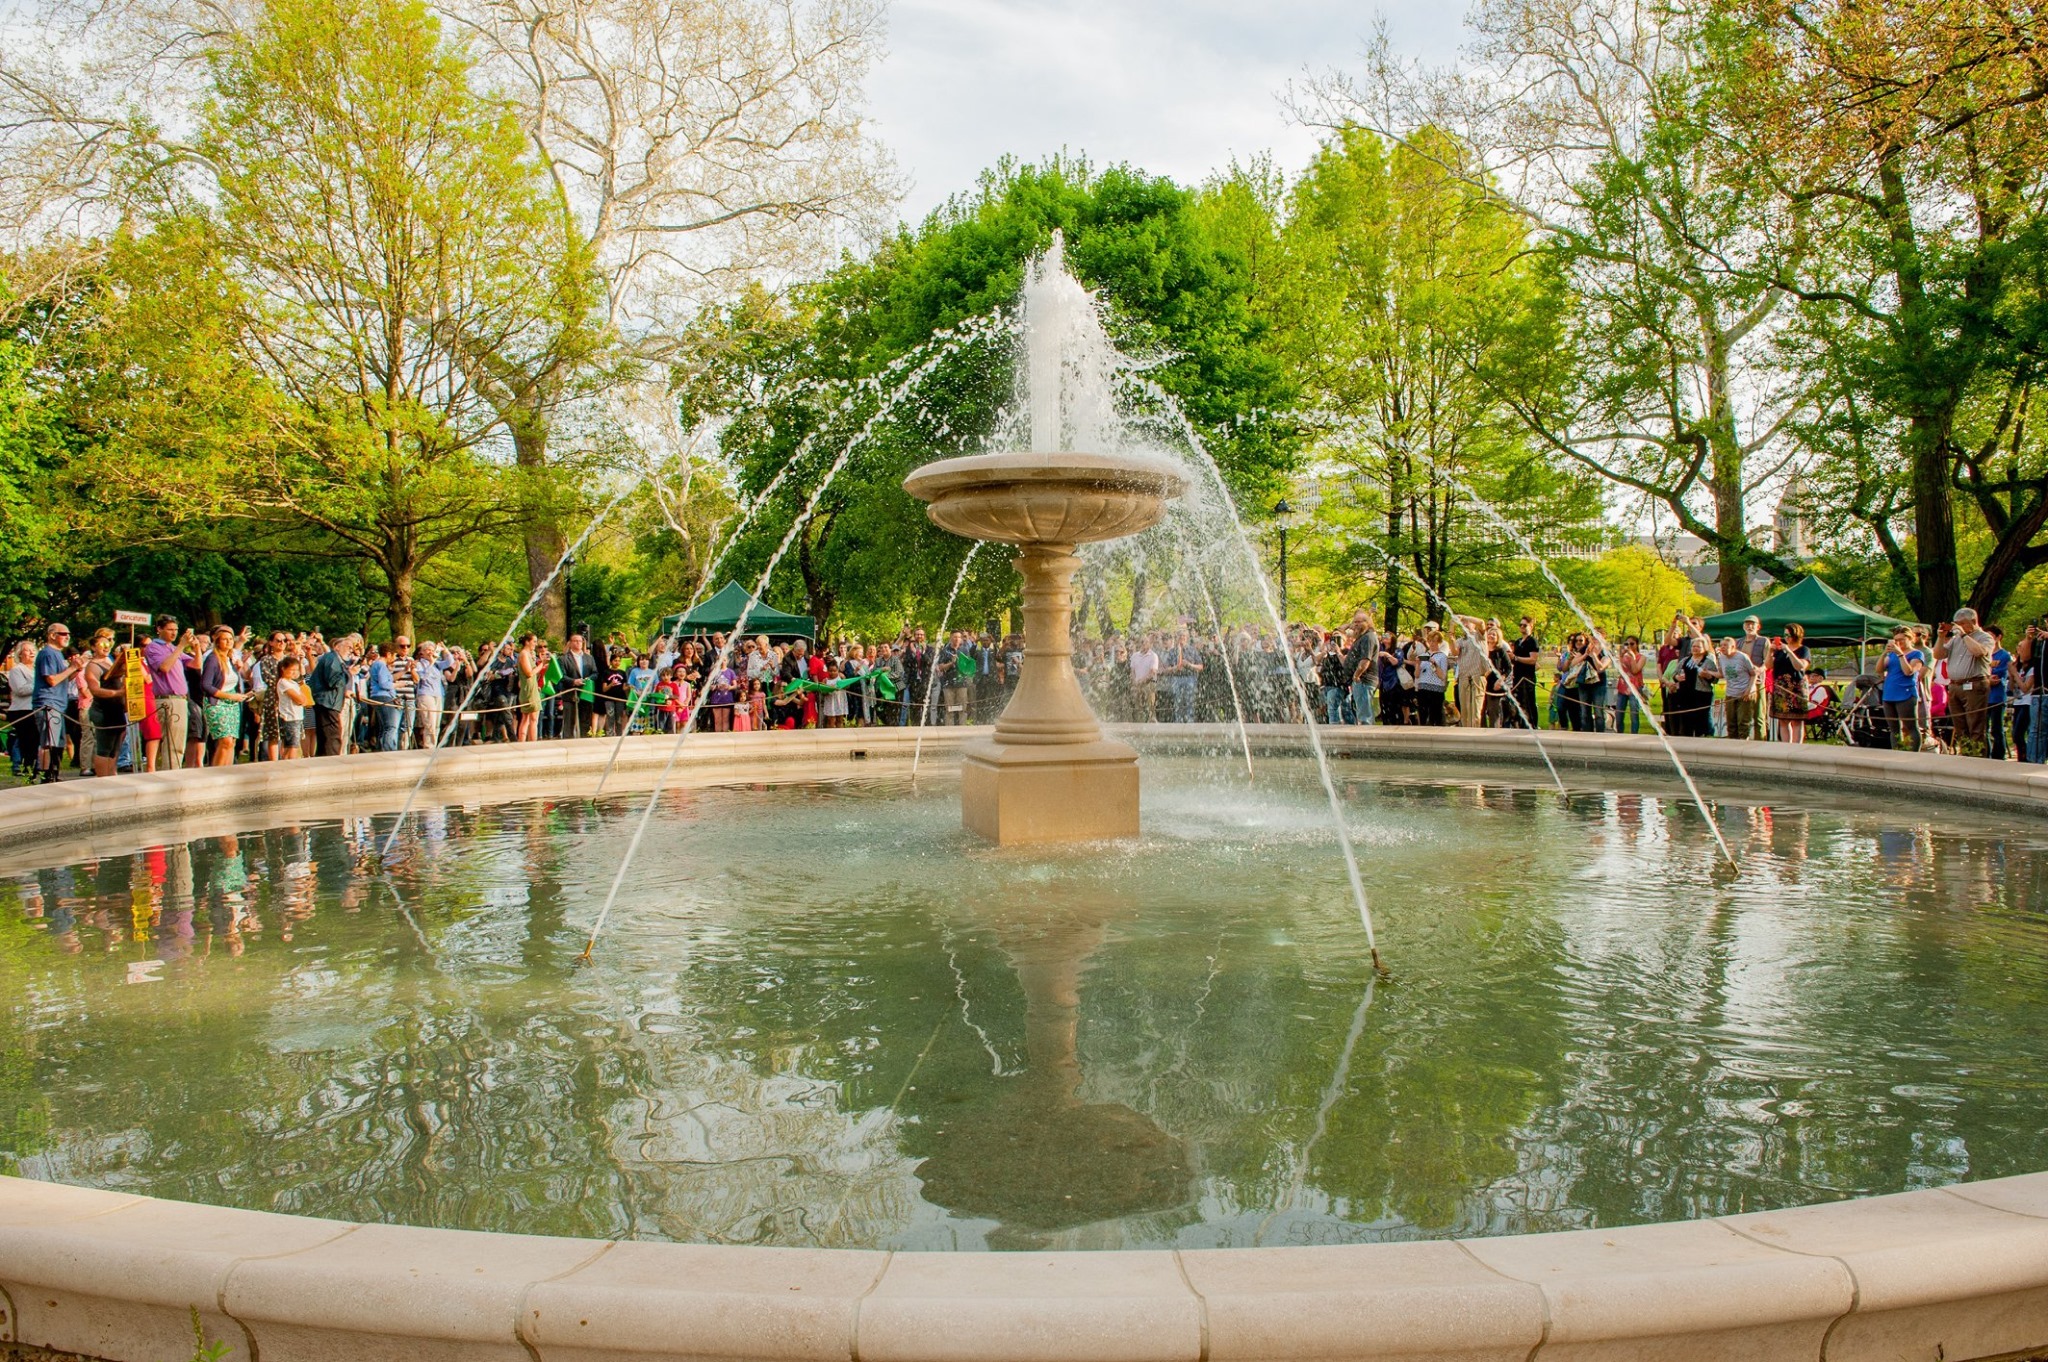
xmin=1769 ymin=623 xmax=1812 ymax=744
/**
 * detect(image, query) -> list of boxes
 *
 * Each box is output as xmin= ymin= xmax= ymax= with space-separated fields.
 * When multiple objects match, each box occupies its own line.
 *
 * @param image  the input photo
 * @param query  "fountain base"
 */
xmin=960 ymin=736 xmax=1140 ymax=845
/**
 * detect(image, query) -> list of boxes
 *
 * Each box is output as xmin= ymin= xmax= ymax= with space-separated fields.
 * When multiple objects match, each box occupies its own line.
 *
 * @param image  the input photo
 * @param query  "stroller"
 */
xmin=1801 ymin=677 xmax=1843 ymax=742
xmin=1839 ymin=674 xmax=1892 ymax=749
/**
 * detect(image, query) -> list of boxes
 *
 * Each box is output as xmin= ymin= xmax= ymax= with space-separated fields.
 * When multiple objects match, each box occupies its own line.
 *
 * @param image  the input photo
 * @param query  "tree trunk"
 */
xmin=387 ymin=564 xmax=415 ymax=640
xmin=1383 ymin=472 xmax=1405 ymax=633
xmin=1710 ymin=462 xmax=1752 ymax=611
xmin=1906 ymin=416 xmax=1960 ymax=623
xmin=1704 ymin=328 xmax=1753 ymax=612
xmin=1878 ymin=154 xmax=1962 ymax=623
xmin=512 ymin=418 xmax=567 ymax=640
xmin=1967 ymin=495 xmax=2048 ymax=618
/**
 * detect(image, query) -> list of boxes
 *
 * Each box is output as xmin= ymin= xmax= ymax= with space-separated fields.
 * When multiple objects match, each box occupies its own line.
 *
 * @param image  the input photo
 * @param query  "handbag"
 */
xmin=1397 ymin=665 xmax=1416 ymax=690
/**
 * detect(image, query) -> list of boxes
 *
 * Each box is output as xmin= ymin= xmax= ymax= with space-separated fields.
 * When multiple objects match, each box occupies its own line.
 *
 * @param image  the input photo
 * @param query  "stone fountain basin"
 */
xmin=5 ymin=728 xmax=2048 ymax=1362
xmin=903 ymin=450 xmax=1188 ymax=545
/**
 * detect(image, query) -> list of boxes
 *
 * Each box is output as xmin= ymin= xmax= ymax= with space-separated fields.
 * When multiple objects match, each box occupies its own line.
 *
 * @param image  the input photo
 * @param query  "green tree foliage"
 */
xmin=36 ymin=0 xmax=592 ymax=639
xmin=1739 ymin=0 xmax=2048 ymax=622
xmin=1577 ymin=544 xmax=1715 ymax=641
xmin=0 ymin=310 xmax=82 ymax=634
xmin=685 ymin=159 xmax=1297 ymax=637
xmin=1260 ymin=126 xmax=1608 ymax=630
xmin=199 ymin=0 xmax=585 ymax=636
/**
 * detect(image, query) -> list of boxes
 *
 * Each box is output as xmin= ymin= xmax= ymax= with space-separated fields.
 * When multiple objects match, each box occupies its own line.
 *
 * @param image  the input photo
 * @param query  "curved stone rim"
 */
xmin=3 ymin=726 xmax=2047 ymax=1362
xmin=901 ymin=449 xmax=1190 ymax=502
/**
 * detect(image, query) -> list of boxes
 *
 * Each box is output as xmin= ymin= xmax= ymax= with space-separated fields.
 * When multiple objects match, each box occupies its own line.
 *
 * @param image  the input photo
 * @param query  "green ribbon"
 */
xmin=784 ymin=672 xmax=898 ymax=701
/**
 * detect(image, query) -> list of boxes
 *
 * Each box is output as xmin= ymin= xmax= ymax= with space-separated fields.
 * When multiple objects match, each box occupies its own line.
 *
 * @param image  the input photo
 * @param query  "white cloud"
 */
xmin=866 ymin=0 xmax=1471 ymax=224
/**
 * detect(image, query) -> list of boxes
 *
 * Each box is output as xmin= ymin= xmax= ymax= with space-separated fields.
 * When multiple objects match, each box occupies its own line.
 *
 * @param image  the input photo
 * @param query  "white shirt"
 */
xmin=1130 ymin=649 xmax=1160 ymax=684
xmin=1417 ymin=647 xmax=1450 ymax=691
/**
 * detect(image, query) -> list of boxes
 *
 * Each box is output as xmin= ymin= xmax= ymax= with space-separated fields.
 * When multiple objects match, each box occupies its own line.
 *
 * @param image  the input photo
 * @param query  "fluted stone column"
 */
xmin=992 ymin=543 xmax=1099 ymax=746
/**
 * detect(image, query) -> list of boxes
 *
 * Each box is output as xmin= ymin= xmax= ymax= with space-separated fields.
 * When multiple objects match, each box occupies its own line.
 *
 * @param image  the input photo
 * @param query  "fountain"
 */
xmin=904 ymin=236 xmax=1187 ymax=844
xmin=8 ymin=220 xmax=2048 ymax=1362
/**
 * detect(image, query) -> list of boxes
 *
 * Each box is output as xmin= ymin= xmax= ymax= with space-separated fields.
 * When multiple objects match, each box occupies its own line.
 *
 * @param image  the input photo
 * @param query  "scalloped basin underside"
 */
xmin=5 ymin=756 xmax=2047 ymax=1252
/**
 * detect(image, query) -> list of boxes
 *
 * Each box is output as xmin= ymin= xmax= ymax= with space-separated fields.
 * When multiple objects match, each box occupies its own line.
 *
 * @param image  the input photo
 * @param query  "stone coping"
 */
xmin=2 ymin=727 xmax=2046 ymax=1362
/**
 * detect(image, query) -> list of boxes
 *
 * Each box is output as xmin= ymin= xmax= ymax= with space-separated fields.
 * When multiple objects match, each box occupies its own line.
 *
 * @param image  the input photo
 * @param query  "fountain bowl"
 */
xmin=903 ymin=450 xmax=1187 ymax=546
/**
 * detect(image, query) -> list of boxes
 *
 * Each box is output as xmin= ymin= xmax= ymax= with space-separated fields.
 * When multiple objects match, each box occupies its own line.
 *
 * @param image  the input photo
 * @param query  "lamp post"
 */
xmin=561 ymin=554 xmax=575 ymax=643
xmin=1273 ymin=499 xmax=1293 ymax=623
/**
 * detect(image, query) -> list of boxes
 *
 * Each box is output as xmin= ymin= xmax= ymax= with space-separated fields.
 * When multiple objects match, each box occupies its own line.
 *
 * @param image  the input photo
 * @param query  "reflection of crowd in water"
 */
xmin=8 ymin=824 xmax=382 ymax=960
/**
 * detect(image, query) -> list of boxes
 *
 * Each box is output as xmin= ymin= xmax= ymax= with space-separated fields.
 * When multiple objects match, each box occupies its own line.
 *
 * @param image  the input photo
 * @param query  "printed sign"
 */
xmin=113 ymin=609 xmax=150 ymax=626
xmin=125 ymin=657 xmax=149 ymax=720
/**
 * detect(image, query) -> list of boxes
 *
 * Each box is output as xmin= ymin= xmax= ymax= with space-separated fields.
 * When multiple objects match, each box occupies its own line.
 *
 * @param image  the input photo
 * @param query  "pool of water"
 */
xmin=3 ymin=759 xmax=2047 ymax=1251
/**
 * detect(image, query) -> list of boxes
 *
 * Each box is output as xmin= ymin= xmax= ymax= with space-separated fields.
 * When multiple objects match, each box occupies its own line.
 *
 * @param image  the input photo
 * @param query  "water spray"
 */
xmin=911 ymin=542 xmax=984 ymax=780
xmin=1357 ymin=542 xmax=1566 ymax=795
xmin=379 ymin=480 xmax=640 ymax=861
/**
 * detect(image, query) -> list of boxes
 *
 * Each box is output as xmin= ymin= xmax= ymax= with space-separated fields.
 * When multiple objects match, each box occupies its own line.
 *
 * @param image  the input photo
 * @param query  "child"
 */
xmin=706 ymin=661 xmax=738 ymax=733
xmin=771 ymin=677 xmax=804 ymax=729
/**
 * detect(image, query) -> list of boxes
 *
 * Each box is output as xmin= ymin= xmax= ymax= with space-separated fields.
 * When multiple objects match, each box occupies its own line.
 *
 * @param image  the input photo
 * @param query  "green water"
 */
xmin=3 ymin=760 xmax=2047 ymax=1251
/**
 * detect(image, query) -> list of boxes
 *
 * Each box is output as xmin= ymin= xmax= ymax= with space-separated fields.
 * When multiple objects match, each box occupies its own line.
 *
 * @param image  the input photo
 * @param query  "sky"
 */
xmin=865 ymin=0 xmax=1473 ymax=225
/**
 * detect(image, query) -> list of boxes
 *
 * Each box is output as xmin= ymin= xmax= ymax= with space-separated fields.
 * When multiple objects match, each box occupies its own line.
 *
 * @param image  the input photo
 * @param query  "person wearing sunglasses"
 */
xmin=31 ymin=623 xmax=84 ymax=783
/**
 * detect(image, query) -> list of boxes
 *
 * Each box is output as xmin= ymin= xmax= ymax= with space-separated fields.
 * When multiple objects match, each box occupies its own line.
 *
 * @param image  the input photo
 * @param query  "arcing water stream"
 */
xmin=911 ymin=541 xmax=984 ymax=780
xmin=590 ymin=312 xmax=1016 ymax=800
xmin=1354 ymin=542 xmax=1565 ymax=794
xmin=1109 ymin=369 xmax=1384 ymax=970
xmin=579 ymin=405 xmax=894 ymax=960
xmin=1168 ymin=524 xmax=1256 ymax=782
xmin=379 ymin=479 xmax=643 ymax=860
xmin=1408 ymin=452 xmax=1737 ymax=867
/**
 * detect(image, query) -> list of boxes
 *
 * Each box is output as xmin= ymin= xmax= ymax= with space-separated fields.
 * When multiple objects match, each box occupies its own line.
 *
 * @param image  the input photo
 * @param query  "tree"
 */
xmin=1304 ymin=0 xmax=1811 ymax=609
xmin=0 ymin=297 xmax=83 ymax=633
xmin=1735 ymin=0 xmax=2048 ymax=621
xmin=1264 ymin=125 xmax=1607 ymax=630
xmin=0 ymin=0 xmax=896 ymax=638
xmin=75 ymin=0 xmax=587 ymax=636
xmin=422 ymin=0 xmax=896 ymax=635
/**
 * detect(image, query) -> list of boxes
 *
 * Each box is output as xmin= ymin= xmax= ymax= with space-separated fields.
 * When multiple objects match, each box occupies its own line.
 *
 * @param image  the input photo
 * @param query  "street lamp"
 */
xmin=561 ymin=553 xmax=575 ymax=642
xmin=1273 ymin=499 xmax=1293 ymax=622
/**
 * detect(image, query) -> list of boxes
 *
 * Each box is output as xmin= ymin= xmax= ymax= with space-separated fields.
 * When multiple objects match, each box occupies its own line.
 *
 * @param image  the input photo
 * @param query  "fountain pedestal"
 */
xmin=905 ymin=451 xmax=1186 ymax=845
xmin=961 ymin=542 xmax=1140 ymax=843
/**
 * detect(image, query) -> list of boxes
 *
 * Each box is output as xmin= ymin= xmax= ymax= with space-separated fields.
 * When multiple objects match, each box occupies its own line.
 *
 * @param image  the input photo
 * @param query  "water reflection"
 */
xmin=914 ymin=895 xmax=1190 ymax=1245
xmin=0 ymin=764 xmax=2045 ymax=1251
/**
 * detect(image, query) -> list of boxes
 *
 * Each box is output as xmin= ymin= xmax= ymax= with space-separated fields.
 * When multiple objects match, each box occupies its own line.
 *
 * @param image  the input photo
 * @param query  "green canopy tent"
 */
xmin=657 ymin=582 xmax=815 ymax=642
xmin=1700 ymin=574 xmax=1913 ymax=644
xmin=1700 ymin=574 xmax=1915 ymax=671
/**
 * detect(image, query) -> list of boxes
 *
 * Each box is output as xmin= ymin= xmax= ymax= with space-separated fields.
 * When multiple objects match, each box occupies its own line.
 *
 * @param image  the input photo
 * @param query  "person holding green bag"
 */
xmin=939 ymin=630 xmax=976 ymax=725
xmin=556 ymin=632 xmax=598 ymax=737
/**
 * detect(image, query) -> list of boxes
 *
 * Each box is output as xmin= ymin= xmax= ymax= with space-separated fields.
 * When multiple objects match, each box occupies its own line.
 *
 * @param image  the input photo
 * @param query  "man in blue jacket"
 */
xmin=309 ymin=635 xmax=361 ymax=757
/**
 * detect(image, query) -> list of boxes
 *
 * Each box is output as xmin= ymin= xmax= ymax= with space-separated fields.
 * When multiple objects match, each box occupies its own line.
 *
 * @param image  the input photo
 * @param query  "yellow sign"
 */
xmin=125 ymin=654 xmax=149 ymax=721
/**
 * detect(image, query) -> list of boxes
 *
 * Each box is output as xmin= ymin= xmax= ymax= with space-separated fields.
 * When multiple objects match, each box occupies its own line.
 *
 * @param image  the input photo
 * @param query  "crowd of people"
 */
xmin=1291 ymin=604 xmax=2027 ymax=760
xmin=3 ymin=599 xmax=2032 ymax=782
xmin=2 ymin=616 xmax=1053 ymax=780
